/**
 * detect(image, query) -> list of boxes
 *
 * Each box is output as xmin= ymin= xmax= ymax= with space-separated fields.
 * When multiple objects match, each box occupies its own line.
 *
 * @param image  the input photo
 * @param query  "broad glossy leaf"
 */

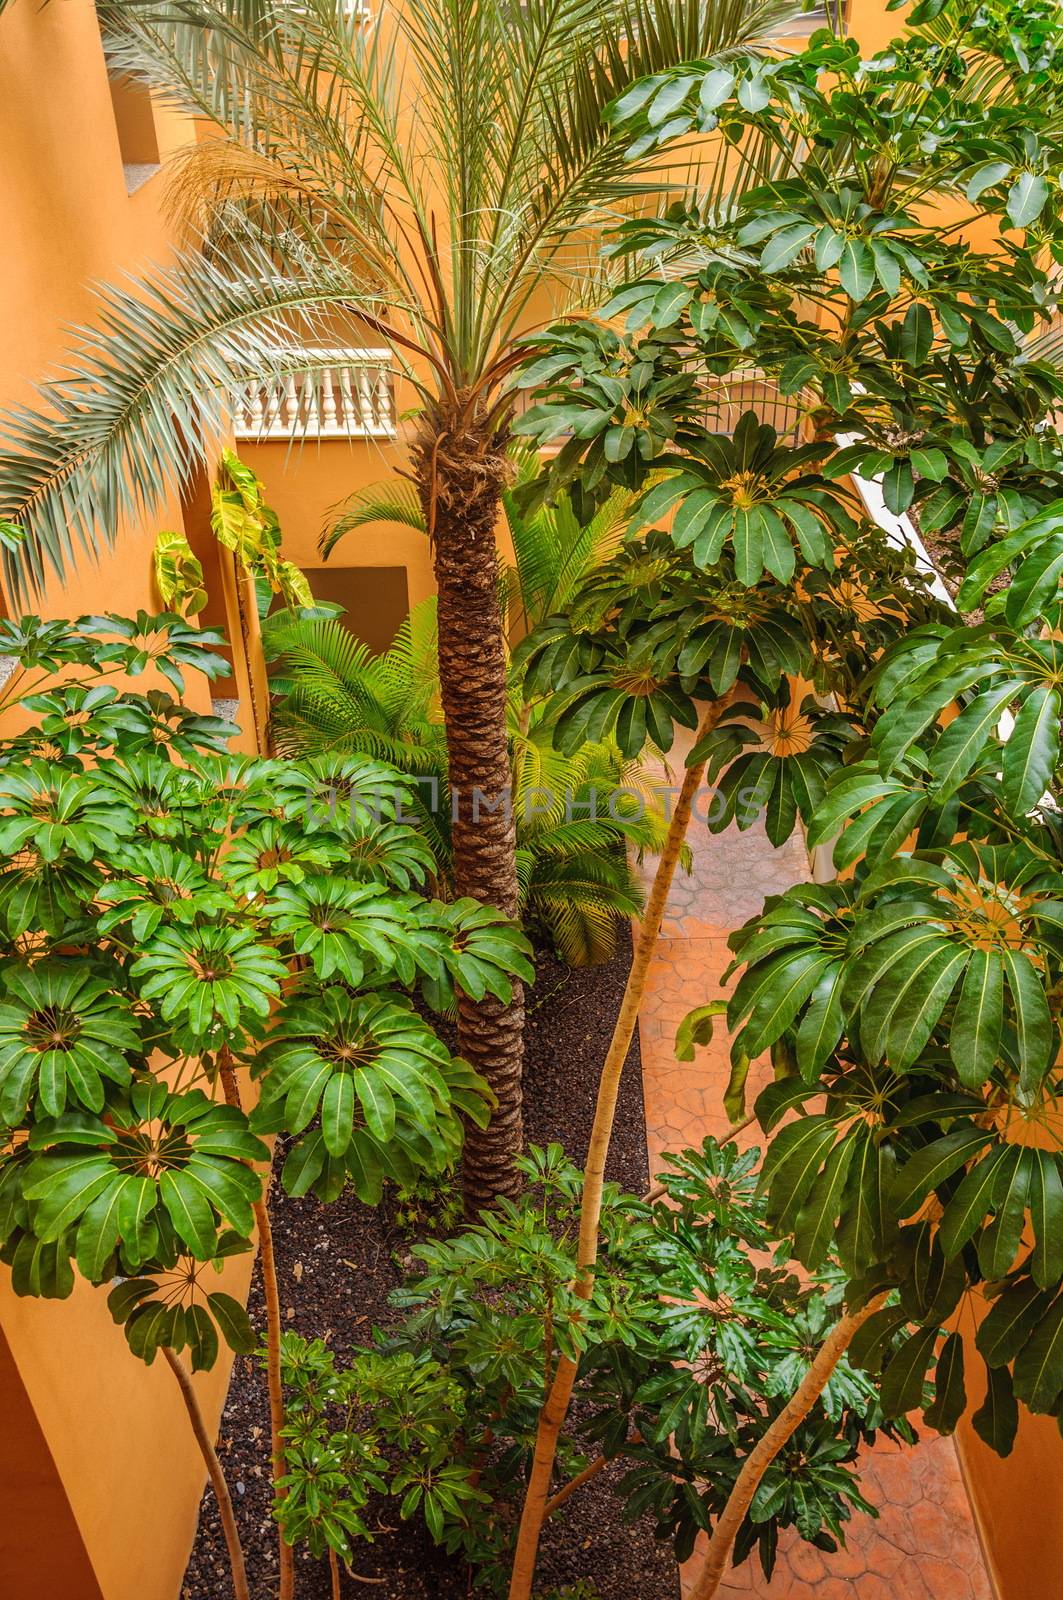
xmin=1007 ymin=172 xmax=1049 ymax=228
xmin=950 ymin=948 xmax=1004 ymax=1088
xmin=939 ymin=1146 xmax=1010 ymax=1260
xmin=925 ymin=1332 xmax=966 ymax=1434
xmin=1027 ymin=1151 xmax=1063 ymax=1292
xmin=208 ymin=1290 xmax=255 ymax=1354
xmin=1012 ymin=1295 xmax=1063 ymax=1413
xmin=972 ymin=1363 xmax=1018 ymax=1457
xmin=1001 ymin=685 xmax=1059 ymax=816
xmin=977 ymin=1148 xmax=1029 ymax=1280
xmin=977 ymin=1284 xmax=1054 ymax=1368
xmin=880 ymin=1325 xmax=938 ymax=1417
xmin=890 ymin=1128 xmax=993 ymax=1220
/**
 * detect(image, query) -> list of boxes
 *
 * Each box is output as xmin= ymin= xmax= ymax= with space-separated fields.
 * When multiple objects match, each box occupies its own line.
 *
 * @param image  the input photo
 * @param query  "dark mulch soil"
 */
xmin=183 ymin=935 xmax=680 ymax=1600
xmin=909 ymin=510 xmax=1010 ymax=614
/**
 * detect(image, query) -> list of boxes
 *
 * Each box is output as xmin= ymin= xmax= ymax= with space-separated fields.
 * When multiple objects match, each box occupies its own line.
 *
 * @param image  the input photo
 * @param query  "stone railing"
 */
xmin=231 ymin=348 xmax=395 ymax=440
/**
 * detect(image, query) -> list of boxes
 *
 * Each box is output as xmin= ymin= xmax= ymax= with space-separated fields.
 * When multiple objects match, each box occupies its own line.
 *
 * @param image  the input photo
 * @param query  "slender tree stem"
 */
xmin=507 ymin=692 xmax=735 ymax=1600
xmin=163 ymin=1347 xmax=251 ymax=1600
xmin=543 ymin=1454 xmax=608 ymax=1517
xmin=685 ymin=1294 xmax=888 ymax=1600
xmin=329 ymin=1548 xmax=341 ymax=1600
xmin=254 ymin=1193 xmax=293 ymax=1590
xmin=218 ymin=1049 xmax=295 ymax=1600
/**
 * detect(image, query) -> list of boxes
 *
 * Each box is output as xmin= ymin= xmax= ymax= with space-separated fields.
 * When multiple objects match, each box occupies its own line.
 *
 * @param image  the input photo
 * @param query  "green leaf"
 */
xmin=977 ymin=1283 xmax=1053 ymax=1368
xmin=1006 ymin=172 xmax=1050 ymax=228
xmin=160 ymin=1169 xmax=217 ymax=1260
xmin=977 ymin=1148 xmax=1029 ymax=1280
xmin=928 ymin=680 xmax=1025 ymax=798
xmin=839 ymin=238 xmax=874 ymax=301
xmin=966 ymin=160 xmax=1011 ymax=202
xmin=760 ymin=223 xmax=818 ymax=275
xmin=75 ymin=1176 xmax=133 ymax=1282
xmin=901 ymin=303 xmax=934 ymax=367
xmin=891 ymin=1128 xmax=993 ymax=1220
xmin=207 ymin=1291 xmax=256 ymax=1355
xmin=793 ymin=1135 xmax=854 ymax=1268
xmin=972 ymin=1363 xmax=1018 ymax=1457
xmin=1027 ymin=1151 xmax=1063 ymax=1292
xmin=1013 ymin=1296 xmax=1063 ymax=1413
xmin=795 ymin=967 xmax=845 ymax=1079
xmin=107 ymin=1277 xmax=156 ymax=1324
xmin=186 ymin=1303 xmax=220 ymax=1373
xmin=939 ymin=1146 xmax=1010 ymax=1260
xmin=646 ymin=75 xmax=694 ymax=128
xmin=1000 ymin=949 xmax=1054 ymax=1090
xmin=1001 ymin=685 xmax=1059 ymax=816
xmin=321 ymin=1072 xmax=356 ymax=1157
xmin=27 ymin=1157 xmax=114 ymax=1242
xmin=925 ymin=1332 xmax=966 ymax=1434
xmin=723 ymin=1054 xmax=751 ymax=1126
xmin=699 ymin=67 xmax=735 ymax=113
xmin=675 ymin=1001 xmax=727 ymax=1062
xmin=849 ymin=1306 xmax=910 ymax=1374
xmin=884 ymin=945 xmax=969 ymax=1071
xmin=950 ymin=948 xmax=1004 ymax=1088
xmin=126 ymin=1301 xmax=173 ymax=1365
xmin=880 ymin=1325 xmax=938 ymax=1417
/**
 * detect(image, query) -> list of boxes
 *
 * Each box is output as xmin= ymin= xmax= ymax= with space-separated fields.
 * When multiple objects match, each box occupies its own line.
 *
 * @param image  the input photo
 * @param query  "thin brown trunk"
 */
xmin=329 ymin=1548 xmax=341 ymax=1600
xmin=218 ymin=1050 xmax=294 ymax=1600
xmin=543 ymin=1454 xmax=608 ymax=1517
xmin=163 ymin=1347 xmax=251 ymax=1600
xmin=412 ymin=399 xmax=523 ymax=1211
xmin=686 ymin=1294 xmax=888 ymax=1600
xmin=508 ymin=693 xmax=735 ymax=1600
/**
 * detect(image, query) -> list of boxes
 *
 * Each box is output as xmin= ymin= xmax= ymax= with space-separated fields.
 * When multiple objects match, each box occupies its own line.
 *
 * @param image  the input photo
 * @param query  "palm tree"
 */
xmin=0 ymin=0 xmax=804 ymax=1205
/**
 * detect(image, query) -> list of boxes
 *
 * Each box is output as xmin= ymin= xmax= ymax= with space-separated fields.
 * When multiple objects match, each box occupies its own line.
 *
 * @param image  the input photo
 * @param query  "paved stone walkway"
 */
xmin=634 ymin=748 xmax=996 ymax=1600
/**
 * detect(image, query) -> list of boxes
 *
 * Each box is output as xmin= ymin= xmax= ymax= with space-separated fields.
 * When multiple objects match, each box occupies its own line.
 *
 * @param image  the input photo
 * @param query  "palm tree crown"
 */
xmin=0 ymin=0 xmax=801 ymax=593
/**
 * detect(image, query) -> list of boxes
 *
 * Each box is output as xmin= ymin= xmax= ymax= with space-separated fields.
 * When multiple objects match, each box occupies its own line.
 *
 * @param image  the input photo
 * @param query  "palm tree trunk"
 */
xmin=413 ymin=400 xmax=524 ymax=1211
xmin=508 ymin=692 xmax=735 ymax=1599
xmin=163 ymin=1347 xmax=251 ymax=1600
xmin=685 ymin=1294 xmax=888 ymax=1600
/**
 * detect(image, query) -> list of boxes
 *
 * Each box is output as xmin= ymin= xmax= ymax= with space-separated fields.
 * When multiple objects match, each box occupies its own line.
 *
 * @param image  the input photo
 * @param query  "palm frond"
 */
xmin=320 ymin=480 xmax=426 ymax=560
xmin=0 ymin=236 xmax=405 ymax=600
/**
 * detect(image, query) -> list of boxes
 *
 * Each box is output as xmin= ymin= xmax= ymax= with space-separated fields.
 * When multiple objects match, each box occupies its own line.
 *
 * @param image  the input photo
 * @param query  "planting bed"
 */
xmin=183 ymin=936 xmax=680 ymax=1600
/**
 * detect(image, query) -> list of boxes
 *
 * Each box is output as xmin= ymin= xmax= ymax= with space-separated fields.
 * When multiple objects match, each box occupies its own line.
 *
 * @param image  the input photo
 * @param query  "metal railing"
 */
xmin=231 ymin=348 xmax=396 ymax=441
xmin=700 ymin=369 xmax=812 ymax=443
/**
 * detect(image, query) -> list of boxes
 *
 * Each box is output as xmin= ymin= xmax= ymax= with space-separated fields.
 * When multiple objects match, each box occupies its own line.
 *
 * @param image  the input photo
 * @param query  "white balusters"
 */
xmin=320 ymin=366 xmax=338 ymax=431
xmin=375 ymin=365 xmax=393 ymax=434
xmin=283 ymin=375 xmax=299 ymax=431
xmin=230 ymin=349 xmax=395 ymax=440
xmin=337 ymin=364 xmax=357 ymax=433
xmin=265 ymin=377 xmax=284 ymax=432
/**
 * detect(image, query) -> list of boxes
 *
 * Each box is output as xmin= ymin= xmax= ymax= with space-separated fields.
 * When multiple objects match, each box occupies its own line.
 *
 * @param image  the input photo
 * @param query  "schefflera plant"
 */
xmin=0 ymin=611 xmax=531 ymax=1600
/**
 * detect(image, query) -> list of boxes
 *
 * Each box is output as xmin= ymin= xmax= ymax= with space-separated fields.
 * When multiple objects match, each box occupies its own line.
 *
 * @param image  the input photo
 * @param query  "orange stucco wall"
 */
xmin=0 ymin=5 xmax=261 ymax=1597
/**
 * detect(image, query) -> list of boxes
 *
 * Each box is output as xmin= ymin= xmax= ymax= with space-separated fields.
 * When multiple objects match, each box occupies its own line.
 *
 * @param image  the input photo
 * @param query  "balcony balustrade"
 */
xmin=231 ymin=348 xmax=395 ymax=441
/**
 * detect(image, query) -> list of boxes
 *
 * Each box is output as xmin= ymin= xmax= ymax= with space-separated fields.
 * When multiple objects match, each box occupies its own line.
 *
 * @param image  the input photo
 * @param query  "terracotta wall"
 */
xmin=0 ymin=5 xmax=259 ymax=1597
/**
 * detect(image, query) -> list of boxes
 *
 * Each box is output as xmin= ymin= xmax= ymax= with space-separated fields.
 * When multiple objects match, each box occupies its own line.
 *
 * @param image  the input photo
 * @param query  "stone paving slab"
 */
xmin=634 ymin=792 xmax=995 ymax=1600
